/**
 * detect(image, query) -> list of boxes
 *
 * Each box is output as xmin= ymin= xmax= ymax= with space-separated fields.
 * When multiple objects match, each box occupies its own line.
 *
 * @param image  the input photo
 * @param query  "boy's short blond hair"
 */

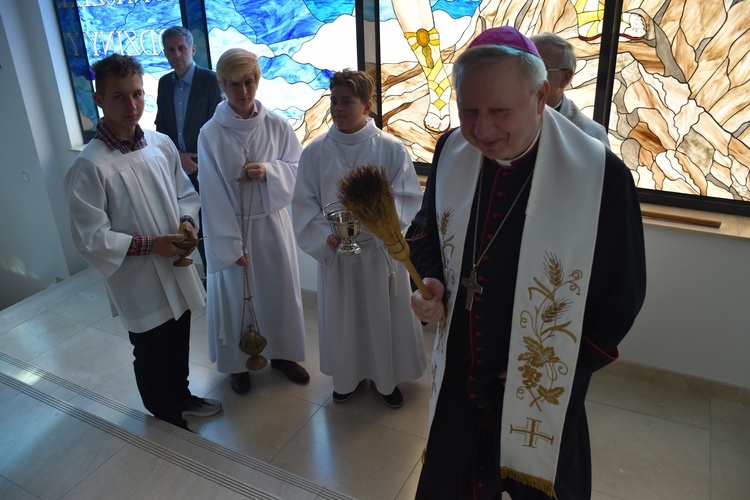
xmin=216 ymin=48 xmax=262 ymax=86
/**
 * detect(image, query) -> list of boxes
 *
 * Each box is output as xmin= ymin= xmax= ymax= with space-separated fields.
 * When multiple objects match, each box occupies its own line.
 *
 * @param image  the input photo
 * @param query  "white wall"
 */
xmin=622 ymin=223 xmax=750 ymax=389
xmin=0 ymin=1 xmax=87 ymax=310
xmin=1 ymin=1 xmax=748 ymax=390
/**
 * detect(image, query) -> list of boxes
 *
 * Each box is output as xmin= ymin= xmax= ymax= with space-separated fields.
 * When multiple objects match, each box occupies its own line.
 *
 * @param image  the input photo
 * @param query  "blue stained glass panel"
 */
xmin=74 ymin=0 xmax=183 ymax=128
xmin=204 ymin=0 xmax=357 ymax=142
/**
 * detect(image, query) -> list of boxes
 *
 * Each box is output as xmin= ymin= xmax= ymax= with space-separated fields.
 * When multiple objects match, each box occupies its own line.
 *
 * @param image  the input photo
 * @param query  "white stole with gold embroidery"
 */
xmin=430 ymin=108 xmax=605 ymax=497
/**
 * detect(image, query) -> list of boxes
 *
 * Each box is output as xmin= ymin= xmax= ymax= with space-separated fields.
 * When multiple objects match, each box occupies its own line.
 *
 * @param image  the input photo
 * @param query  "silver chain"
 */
xmin=223 ymin=124 xmax=261 ymax=163
xmin=237 ymin=180 xmax=258 ymax=332
xmin=226 ymin=123 xmax=262 ymax=333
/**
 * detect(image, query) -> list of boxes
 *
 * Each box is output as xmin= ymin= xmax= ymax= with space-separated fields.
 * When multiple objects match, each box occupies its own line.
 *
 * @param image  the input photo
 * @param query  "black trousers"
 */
xmin=129 ymin=310 xmax=192 ymax=429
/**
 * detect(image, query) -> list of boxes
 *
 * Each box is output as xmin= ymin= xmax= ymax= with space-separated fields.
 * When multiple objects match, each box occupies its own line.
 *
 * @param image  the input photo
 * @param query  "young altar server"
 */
xmin=292 ymin=69 xmax=426 ymax=407
xmin=65 ymin=54 xmax=221 ymax=431
xmin=197 ymin=48 xmax=309 ymax=395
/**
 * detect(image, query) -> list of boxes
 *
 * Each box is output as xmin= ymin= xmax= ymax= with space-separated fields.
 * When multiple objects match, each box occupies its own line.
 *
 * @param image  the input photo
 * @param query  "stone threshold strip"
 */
xmin=0 ymin=352 xmax=353 ymax=500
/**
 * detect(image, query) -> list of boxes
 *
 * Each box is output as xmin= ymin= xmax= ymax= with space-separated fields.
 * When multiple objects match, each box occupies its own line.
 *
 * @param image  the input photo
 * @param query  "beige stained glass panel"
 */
xmin=379 ymin=0 xmax=750 ymax=203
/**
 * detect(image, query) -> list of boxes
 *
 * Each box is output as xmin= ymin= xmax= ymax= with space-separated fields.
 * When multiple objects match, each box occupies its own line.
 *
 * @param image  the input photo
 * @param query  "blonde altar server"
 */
xmin=198 ymin=48 xmax=309 ymax=395
xmin=292 ymin=69 xmax=425 ymax=407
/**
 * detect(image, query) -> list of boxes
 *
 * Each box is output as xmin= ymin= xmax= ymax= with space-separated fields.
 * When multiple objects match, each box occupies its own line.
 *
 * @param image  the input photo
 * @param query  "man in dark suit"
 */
xmin=156 ymin=26 xmax=222 ymax=274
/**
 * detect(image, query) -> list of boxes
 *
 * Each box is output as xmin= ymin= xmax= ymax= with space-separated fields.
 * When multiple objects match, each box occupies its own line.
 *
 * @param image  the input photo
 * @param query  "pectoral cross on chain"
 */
xmin=460 ymin=268 xmax=483 ymax=311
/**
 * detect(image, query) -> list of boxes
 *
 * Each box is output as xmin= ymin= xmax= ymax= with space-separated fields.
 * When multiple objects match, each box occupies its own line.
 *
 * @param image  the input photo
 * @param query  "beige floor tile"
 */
xmin=0 ymin=359 xmax=82 ymax=402
xmin=87 ymin=363 xmax=147 ymax=411
xmin=166 ymin=437 xmax=331 ymax=500
xmin=710 ymin=400 xmax=750 ymax=500
xmin=250 ymin=352 xmax=336 ymax=408
xmin=0 ymin=380 xmax=19 ymax=405
xmin=62 ymin=395 xmax=323 ymax=498
xmin=92 ymin=311 xmax=130 ymax=339
xmin=265 ymin=368 xmax=336 ymax=407
xmin=2 ymin=266 xmax=748 ymax=500
xmin=187 ymin=360 xmax=228 ymax=399
xmin=591 ymin=491 xmax=626 ymax=500
xmin=0 ymin=268 xmax=101 ymax=335
xmin=320 ymin=375 xmax=431 ymax=439
xmin=62 ymin=444 xmax=260 ymax=499
xmin=69 ymin=393 xmax=150 ymax=437
xmin=271 ymin=405 xmax=425 ymax=500
xmin=29 ymin=326 xmax=133 ymax=390
xmin=210 ymin=356 xmax=334 ymax=408
xmin=187 ymin=382 xmax=321 ymax=463
xmin=189 ymin=313 xmax=215 ymax=369
xmin=588 ymin=401 xmax=709 ymax=499
xmin=0 ymin=310 xmax=88 ymax=362
xmin=49 ymin=281 xmax=113 ymax=326
xmin=395 ymin=460 xmax=422 ymax=500
xmin=0 ymin=476 xmax=39 ymax=500
xmin=0 ymin=392 xmax=126 ymax=499
xmin=588 ymin=371 xmax=711 ymax=429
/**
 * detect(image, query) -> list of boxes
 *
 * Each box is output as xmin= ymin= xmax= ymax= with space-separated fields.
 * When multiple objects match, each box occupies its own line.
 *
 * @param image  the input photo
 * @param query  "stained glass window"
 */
xmin=55 ymin=0 xmax=750 ymax=213
xmin=203 ymin=0 xmax=358 ymax=145
xmin=376 ymin=0 xmax=750 ymax=211
xmin=55 ymin=0 xmax=182 ymax=136
xmin=613 ymin=0 xmax=750 ymax=205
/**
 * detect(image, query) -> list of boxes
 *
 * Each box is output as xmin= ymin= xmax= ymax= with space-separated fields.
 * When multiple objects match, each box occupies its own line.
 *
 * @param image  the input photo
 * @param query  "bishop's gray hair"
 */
xmin=452 ymin=44 xmax=547 ymax=101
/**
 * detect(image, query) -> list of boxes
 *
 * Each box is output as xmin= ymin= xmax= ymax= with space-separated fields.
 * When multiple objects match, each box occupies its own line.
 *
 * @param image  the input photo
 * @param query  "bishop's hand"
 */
xmin=411 ymin=277 xmax=445 ymax=323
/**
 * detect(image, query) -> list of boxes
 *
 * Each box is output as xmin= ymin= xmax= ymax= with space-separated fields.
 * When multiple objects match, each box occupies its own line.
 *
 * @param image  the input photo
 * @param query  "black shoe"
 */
xmin=381 ymin=387 xmax=404 ymax=408
xmin=332 ymin=390 xmax=354 ymax=403
xmin=370 ymin=380 xmax=404 ymax=408
xmin=271 ymin=359 xmax=310 ymax=384
xmin=230 ymin=372 xmax=251 ymax=394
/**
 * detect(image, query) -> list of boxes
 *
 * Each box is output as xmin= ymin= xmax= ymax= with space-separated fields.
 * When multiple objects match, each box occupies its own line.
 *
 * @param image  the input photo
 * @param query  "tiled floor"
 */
xmin=0 ymin=267 xmax=748 ymax=499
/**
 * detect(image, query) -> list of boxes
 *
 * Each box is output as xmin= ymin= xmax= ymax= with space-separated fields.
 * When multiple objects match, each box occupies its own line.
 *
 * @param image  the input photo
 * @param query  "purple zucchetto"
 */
xmin=467 ymin=26 xmax=541 ymax=58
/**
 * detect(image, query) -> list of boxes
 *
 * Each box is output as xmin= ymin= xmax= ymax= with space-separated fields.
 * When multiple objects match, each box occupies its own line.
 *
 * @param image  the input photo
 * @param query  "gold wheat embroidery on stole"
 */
xmin=515 ymin=253 xmax=583 ymax=412
xmin=430 ymin=208 xmax=455 ymax=398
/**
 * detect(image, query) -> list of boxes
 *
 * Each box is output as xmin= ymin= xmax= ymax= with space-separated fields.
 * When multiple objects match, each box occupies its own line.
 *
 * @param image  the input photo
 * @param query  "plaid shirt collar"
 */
xmin=94 ymin=118 xmax=148 ymax=154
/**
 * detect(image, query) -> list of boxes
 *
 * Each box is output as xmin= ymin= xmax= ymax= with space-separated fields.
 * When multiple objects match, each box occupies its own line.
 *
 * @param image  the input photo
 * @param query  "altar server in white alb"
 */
xmin=292 ymin=69 xmax=425 ymax=408
xmin=198 ymin=48 xmax=309 ymax=395
xmin=65 ymin=54 xmax=221 ymax=431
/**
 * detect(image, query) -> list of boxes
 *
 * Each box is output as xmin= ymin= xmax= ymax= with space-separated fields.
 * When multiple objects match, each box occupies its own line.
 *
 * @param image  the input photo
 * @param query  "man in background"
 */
xmin=531 ymin=32 xmax=611 ymax=148
xmin=156 ymin=26 xmax=222 ymax=273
